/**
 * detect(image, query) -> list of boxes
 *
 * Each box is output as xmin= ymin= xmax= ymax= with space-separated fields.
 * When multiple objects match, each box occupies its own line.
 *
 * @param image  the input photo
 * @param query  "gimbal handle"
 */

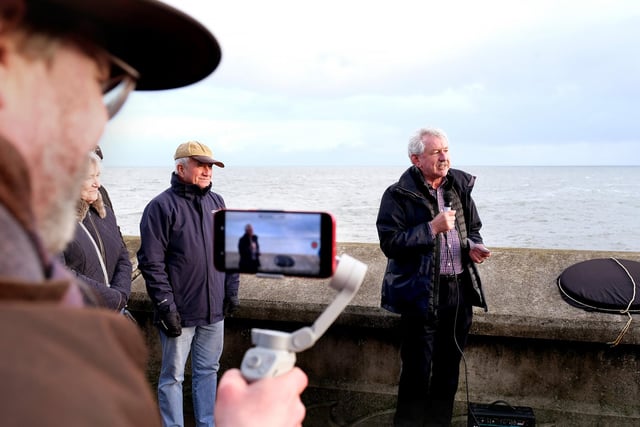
xmin=240 ymin=254 xmax=367 ymax=381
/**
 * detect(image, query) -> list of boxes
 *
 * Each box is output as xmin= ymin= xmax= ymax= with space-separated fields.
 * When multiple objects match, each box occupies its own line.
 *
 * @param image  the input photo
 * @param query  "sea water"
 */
xmin=101 ymin=165 xmax=640 ymax=252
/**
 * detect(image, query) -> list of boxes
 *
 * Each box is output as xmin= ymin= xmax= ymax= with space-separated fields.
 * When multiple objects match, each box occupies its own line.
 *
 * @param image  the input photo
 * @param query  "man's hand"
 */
xmin=224 ymin=295 xmax=240 ymax=317
xmin=469 ymin=240 xmax=492 ymax=264
xmin=429 ymin=210 xmax=456 ymax=235
xmin=159 ymin=311 xmax=182 ymax=337
xmin=215 ymin=368 xmax=308 ymax=427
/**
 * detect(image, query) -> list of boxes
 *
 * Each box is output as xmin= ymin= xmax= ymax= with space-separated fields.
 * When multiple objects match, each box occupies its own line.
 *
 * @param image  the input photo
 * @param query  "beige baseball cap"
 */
xmin=174 ymin=141 xmax=224 ymax=168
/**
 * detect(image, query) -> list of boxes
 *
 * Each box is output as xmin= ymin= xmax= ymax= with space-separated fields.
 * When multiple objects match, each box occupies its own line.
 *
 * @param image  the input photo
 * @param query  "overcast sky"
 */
xmin=100 ymin=0 xmax=640 ymax=167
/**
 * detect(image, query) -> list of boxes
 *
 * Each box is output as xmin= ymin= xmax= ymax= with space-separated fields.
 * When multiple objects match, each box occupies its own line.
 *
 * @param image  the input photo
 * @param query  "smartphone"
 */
xmin=213 ymin=209 xmax=336 ymax=278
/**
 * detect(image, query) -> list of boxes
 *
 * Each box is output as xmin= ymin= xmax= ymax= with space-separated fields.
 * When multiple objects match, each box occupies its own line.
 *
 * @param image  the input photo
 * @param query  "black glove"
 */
xmin=159 ymin=311 xmax=182 ymax=337
xmin=223 ymin=295 xmax=239 ymax=317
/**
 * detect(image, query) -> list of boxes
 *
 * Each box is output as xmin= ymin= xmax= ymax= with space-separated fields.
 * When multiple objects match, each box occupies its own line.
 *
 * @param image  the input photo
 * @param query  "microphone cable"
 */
xmin=443 ymin=221 xmax=480 ymax=426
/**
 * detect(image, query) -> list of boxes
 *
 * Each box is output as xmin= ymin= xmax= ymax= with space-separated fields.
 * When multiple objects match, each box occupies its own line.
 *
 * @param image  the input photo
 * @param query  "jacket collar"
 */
xmin=396 ymin=166 xmax=454 ymax=196
xmin=399 ymin=166 xmax=473 ymax=194
xmin=76 ymin=193 xmax=106 ymax=222
xmin=0 ymin=137 xmax=37 ymax=234
xmin=170 ymin=172 xmax=212 ymax=199
xmin=0 ymin=136 xmax=56 ymax=279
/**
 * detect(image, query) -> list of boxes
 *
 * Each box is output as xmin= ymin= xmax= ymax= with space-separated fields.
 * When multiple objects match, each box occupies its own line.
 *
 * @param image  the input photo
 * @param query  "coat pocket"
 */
xmin=383 ymin=257 xmax=432 ymax=310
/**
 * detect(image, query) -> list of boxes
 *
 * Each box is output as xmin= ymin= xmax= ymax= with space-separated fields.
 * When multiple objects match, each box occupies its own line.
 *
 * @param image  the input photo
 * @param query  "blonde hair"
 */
xmin=88 ymin=151 xmax=102 ymax=173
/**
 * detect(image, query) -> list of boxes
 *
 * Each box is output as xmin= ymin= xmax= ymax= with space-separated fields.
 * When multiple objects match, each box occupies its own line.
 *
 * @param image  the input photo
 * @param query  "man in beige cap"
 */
xmin=173 ymin=141 xmax=226 ymax=168
xmin=138 ymin=140 xmax=240 ymax=427
xmin=0 ymin=1 xmax=306 ymax=426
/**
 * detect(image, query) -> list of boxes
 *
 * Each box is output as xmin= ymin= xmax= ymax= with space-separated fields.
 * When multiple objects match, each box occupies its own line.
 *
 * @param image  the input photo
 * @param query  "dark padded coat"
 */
xmin=376 ymin=166 xmax=488 ymax=317
xmin=62 ymin=196 xmax=131 ymax=310
xmin=137 ymin=173 xmax=239 ymax=327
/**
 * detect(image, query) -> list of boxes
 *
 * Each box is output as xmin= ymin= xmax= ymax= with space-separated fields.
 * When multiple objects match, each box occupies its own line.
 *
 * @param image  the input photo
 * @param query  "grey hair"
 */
xmin=175 ymin=157 xmax=189 ymax=171
xmin=407 ymin=127 xmax=449 ymax=158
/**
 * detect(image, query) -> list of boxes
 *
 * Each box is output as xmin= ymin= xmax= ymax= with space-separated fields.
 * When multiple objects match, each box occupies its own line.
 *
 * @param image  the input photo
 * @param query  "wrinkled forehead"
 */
xmin=422 ymin=135 xmax=448 ymax=150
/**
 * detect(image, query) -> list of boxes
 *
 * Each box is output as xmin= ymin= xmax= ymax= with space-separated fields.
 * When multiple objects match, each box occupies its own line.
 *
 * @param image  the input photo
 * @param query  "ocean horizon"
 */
xmin=101 ymin=165 xmax=640 ymax=252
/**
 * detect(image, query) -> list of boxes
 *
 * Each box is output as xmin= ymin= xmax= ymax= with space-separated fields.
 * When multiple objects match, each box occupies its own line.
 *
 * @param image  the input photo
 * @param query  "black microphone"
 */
xmin=442 ymin=192 xmax=454 ymax=248
xmin=443 ymin=192 xmax=453 ymax=212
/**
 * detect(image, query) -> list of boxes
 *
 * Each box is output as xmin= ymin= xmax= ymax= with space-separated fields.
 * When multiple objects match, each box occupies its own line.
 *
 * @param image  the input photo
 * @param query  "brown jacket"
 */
xmin=0 ymin=136 xmax=160 ymax=426
xmin=0 ymin=295 xmax=161 ymax=426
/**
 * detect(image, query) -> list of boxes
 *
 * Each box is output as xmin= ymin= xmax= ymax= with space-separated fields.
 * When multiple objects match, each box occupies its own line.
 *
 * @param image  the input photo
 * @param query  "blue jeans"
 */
xmin=158 ymin=321 xmax=224 ymax=427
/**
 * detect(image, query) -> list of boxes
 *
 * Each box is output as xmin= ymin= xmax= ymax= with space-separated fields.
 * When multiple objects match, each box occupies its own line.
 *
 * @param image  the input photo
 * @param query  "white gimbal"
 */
xmin=240 ymin=254 xmax=367 ymax=381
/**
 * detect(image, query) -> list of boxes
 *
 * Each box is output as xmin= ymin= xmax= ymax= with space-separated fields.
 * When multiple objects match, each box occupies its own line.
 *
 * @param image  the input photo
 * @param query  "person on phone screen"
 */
xmin=137 ymin=141 xmax=241 ymax=426
xmin=376 ymin=127 xmax=491 ymax=426
xmin=238 ymin=223 xmax=261 ymax=273
xmin=0 ymin=1 xmax=307 ymax=426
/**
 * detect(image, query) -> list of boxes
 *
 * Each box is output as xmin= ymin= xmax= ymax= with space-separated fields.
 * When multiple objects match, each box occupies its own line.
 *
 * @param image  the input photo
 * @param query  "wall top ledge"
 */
xmin=125 ymin=238 xmax=640 ymax=346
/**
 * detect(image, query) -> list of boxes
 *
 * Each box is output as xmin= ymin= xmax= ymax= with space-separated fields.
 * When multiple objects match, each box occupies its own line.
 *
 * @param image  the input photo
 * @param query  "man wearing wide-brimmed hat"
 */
xmin=0 ymin=1 xmax=306 ymax=426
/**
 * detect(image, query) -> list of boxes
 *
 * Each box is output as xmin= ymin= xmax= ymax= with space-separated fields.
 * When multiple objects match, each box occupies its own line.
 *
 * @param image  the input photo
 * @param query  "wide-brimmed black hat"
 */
xmin=28 ymin=0 xmax=221 ymax=90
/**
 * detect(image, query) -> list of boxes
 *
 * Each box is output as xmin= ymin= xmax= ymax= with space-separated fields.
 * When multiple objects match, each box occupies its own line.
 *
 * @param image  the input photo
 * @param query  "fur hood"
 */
xmin=76 ymin=192 xmax=106 ymax=222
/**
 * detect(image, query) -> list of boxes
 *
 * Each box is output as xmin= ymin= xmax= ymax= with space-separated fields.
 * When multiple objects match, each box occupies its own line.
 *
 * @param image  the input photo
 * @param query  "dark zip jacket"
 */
xmin=376 ymin=166 xmax=488 ymax=317
xmin=62 ymin=196 xmax=131 ymax=310
xmin=137 ymin=173 xmax=239 ymax=327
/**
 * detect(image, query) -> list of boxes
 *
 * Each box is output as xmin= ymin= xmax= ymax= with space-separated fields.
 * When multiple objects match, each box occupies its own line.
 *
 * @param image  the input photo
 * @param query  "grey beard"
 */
xmin=38 ymin=157 xmax=89 ymax=255
xmin=40 ymin=196 xmax=77 ymax=254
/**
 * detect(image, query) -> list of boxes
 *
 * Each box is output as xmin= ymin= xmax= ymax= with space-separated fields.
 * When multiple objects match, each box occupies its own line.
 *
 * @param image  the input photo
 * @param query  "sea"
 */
xmin=101 ymin=165 xmax=640 ymax=252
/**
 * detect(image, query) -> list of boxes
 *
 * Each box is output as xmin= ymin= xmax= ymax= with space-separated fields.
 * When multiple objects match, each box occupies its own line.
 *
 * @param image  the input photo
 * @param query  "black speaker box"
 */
xmin=468 ymin=401 xmax=535 ymax=427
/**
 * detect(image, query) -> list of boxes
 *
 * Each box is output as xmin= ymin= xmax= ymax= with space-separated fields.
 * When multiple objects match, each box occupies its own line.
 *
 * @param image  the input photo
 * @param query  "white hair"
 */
xmin=175 ymin=157 xmax=189 ymax=171
xmin=407 ymin=127 xmax=449 ymax=158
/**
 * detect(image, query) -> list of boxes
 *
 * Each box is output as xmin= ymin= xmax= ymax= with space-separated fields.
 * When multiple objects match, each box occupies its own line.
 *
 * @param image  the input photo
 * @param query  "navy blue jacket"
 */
xmin=62 ymin=199 xmax=131 ymax=310
xmin=137 ymin=173 xmax=239 ymax=327
xmin=376 ymin=166 xmax=487 ymax=317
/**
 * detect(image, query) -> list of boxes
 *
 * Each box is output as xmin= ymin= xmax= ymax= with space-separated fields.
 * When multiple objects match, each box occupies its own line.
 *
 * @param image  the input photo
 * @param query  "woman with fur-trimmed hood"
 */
xmin=61 ymin=152 xmax=131 ymax=310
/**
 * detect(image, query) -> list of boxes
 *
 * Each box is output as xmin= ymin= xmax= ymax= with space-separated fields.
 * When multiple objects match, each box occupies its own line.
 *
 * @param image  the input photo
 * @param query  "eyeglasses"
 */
xmin=102 ymin=54 xmax=139 ymax=119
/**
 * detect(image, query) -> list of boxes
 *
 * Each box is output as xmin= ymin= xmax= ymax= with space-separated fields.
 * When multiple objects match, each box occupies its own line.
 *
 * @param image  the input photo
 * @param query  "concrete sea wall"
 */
xmin=124 ymin=237 xmax=640 ymax=426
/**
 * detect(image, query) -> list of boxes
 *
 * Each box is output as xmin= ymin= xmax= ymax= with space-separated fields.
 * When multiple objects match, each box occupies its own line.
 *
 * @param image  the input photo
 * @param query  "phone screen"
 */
xmin=214 ymin=210 xmax=336 ymax=278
